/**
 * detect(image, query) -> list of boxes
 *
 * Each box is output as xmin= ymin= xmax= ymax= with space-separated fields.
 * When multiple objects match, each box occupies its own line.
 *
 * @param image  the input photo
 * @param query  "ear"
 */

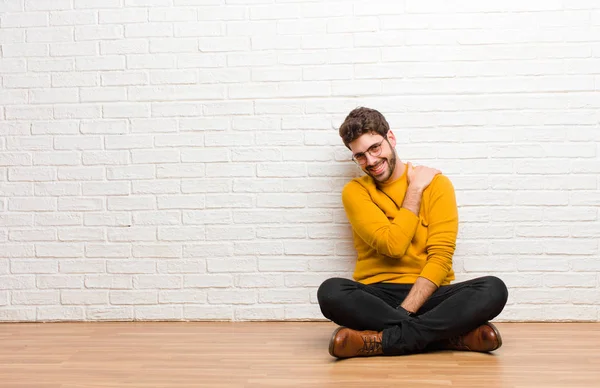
xmin=386 ymin=130 xmax=397 ymax=148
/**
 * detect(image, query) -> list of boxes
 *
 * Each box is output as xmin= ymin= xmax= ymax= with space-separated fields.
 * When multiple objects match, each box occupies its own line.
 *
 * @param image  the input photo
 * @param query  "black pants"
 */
xmin=317 ymin=276 xmax=508 ymax=356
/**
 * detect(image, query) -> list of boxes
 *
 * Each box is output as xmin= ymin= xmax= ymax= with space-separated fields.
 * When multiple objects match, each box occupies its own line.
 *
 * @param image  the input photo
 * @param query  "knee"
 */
xmin=482 ymin=276 xmax=509 ymax=308
xmin=317 ymin=277 xmax=347 ymax=308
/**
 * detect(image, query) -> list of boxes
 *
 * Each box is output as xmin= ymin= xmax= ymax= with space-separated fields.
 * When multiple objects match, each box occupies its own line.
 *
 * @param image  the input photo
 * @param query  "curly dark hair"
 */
xmin=338 ymin=107 xmax=390 ymax=149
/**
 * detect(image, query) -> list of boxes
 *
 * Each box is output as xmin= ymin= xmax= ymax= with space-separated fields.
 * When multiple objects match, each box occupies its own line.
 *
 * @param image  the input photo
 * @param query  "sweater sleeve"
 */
xmin=342 ymin=180 xmax=420 ymax=258
xmin=419 ymin=175 xmax=458 ymax=287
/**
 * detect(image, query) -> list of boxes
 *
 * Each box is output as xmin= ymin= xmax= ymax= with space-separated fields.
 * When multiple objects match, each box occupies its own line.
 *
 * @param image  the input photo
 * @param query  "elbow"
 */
xmin=373 ymin=229 xmax=411 ymax=257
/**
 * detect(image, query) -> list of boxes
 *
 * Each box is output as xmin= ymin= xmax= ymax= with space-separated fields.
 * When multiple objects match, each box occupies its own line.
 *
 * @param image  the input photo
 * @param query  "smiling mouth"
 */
xmin=368 ymin=160 xmax=386 ymax=175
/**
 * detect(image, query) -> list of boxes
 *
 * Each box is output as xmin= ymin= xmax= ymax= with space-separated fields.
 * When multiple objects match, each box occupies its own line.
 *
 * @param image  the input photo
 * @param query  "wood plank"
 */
xmin=0 ymin=322 xmax=599 ymax=387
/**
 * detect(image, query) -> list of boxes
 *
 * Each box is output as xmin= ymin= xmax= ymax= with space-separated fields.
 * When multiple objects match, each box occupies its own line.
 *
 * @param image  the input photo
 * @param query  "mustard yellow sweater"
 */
xmin=341 ymin=166 xmax=458 ymax=287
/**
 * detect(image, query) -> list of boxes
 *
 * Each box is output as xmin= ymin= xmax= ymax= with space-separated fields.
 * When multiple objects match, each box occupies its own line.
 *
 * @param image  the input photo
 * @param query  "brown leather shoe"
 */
xmin=328 ymin=327 xmax=384 ymax=358
xmin=441 ymin=322 xmax=502 ymax=352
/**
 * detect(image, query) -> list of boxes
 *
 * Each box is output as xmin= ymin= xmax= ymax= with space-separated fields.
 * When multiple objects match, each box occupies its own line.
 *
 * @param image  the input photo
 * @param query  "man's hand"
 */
xmin=406 ymin=162 xmax=441 ymax=192
xmin=402 ymin=163 xmax=441 ymax=216
xmin=400 ymin=276 xmax=438 ymax=314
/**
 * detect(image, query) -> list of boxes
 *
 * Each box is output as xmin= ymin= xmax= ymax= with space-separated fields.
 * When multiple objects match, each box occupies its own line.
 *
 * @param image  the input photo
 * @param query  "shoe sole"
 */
xmin=328 ymin=327 xmax=345 ymax=358
xmin=486 ymin=322 xmax=502 ymax=351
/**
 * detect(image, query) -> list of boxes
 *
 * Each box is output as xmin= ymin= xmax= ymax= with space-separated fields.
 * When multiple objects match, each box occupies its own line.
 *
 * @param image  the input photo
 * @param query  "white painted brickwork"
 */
xmin=0 ymin=0 xmax=599 ymax=322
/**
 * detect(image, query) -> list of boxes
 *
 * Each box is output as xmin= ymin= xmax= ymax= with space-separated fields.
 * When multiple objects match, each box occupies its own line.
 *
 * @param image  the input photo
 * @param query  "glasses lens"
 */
xmin=354 ymin=154 xmax=367 ymax=165
xmin=370 ymin=144 xmax=382 ymax=156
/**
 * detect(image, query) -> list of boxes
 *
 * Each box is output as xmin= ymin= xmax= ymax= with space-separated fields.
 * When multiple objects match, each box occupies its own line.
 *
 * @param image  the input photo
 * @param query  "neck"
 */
xmin=381 ymin=159 xmax=405 ymax=186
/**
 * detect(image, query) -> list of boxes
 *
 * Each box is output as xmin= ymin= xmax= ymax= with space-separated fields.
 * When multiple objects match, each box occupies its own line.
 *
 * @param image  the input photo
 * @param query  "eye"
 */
xmin=370 ymin=144 xmax=381 ymax=154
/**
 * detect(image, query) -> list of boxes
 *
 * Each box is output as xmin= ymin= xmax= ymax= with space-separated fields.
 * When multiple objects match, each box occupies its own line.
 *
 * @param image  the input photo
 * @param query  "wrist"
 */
xmin=398 ymin=305 xmax=417 ymax=316
xmin=400 ymin=303 xmax=415 ymax=314
xmin=407 ymin=184 xmax=424 ymax=195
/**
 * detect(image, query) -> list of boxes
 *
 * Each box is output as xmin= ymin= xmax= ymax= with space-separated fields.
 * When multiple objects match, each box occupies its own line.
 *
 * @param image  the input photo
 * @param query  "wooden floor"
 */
xmin=1 ymin=322 xmax=599 ymax=388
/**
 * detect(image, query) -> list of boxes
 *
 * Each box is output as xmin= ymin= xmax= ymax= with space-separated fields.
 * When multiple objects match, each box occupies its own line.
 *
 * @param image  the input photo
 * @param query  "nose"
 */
xmin=364 ymin=153 xmax=379 ymax=166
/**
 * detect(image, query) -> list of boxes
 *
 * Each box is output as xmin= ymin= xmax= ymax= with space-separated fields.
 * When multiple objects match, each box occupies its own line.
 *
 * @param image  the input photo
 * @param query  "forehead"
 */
xmin=348 ymin=132 xmax=384 ymax=153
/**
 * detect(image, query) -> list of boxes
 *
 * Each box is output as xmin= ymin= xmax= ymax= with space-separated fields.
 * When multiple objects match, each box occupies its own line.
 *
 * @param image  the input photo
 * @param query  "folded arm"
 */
xmin=402 ymin=175 xmax=459 ymax=313
xmin=341 ymin=181 xmax=421 ymax=258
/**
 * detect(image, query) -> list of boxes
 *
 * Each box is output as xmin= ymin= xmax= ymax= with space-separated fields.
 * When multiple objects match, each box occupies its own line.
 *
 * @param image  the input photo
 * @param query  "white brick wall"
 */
xmin=0 ymin=0 xmax=599 ymax=323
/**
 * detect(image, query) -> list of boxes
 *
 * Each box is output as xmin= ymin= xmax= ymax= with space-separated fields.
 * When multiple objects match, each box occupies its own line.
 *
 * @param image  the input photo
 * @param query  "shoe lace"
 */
xmin=359 ymin=335 xmax=382 ymax=355
xmin=446 ymin=335 xmax=469 ymax=350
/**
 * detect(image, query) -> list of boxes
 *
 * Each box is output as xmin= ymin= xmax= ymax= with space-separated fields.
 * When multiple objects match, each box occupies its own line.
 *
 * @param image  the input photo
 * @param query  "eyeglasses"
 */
xmin=352 ymin=137 xmax=387 ymax=166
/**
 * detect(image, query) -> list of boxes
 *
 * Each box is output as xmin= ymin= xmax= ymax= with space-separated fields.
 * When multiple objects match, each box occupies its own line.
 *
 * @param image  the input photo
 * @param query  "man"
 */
xmin=317 ymin=107 xmax=508 ymax=359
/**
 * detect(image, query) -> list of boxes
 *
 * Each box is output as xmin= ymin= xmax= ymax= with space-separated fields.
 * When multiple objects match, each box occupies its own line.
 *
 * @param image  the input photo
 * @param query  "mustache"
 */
xmin=367 ymin=160 xmax=386 ymax=171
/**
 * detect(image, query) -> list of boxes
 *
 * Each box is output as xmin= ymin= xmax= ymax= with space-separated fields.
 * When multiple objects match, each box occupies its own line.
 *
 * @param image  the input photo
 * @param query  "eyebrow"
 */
xmin=354 ymin=140 xmax=383 ymax=156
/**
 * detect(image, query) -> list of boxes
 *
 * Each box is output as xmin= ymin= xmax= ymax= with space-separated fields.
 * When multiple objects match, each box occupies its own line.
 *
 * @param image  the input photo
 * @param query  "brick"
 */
xmin=134 ymin=306 xmax=183 ymax=320
xmin=177 ymin=53 xmax=226 ymax=68
xmin=86 ymin=307 xmax=133 ymax=321
xmin=75 ymin=25 xmax=123 ymax=41
xmin=50 ymin=42 xmax=97 ymax=57
xmin=198 ymin=37 xmax=249 ymax=52
xmin=235 ymin=306 xmax=285 ymax=321
xmin=85 ymin=244 xmax=130 ymax=258
xmin=157 ymin=259 xmax=205 ymax=274
xmin=99 ymin=9 xmax=148 ymax=24
xmin=9 ymin=197 xmax=56 ymax=211
xmin=107 ymin=260 xmax=155 ymax=274
xmin=158 ymin=227 xmax=205 ymax=242
xmin=102 ymin=71 xmax=148 ymax=86
xmin=107 ymin=165 xmax=154 ymax=180
xmin=135 ymin=275 xmax=182 ymax=289
xmin=184 ymin=274 xmax=232 ymax=288
xmin=110 ymin=290 xmax=157 ymax=305
xmin=0 ymin=308 xmax=36 ymax=322
xmin=3 ymin=12 xmax=47 ymax=28
xmin=151 ymin=103 xmax=201 ymax=117
xmin=26 ymin=26 xmax=73 ymax=43
xmin=12 ymin=291 xmax=59 ymax=305
xmin=50 ymin=10 xmax=96 ymax=26
xmin=86 ymin=275 xmax=132 ymax=289
xmin=2 ymin=43 xmax=48 ymax=57
xmin=150 ymin=70 xmax=197 ymax=84
xmin=3 ymin=74 xmax=50 ymax=88
xmin=184 ymin=305 xmax=233 ymax=320
xmin=61 ymin=290 xmax=108 ymax=305
xmin=174 ymin=22 xmax=224 ymax=37
xmin=133 ymin=180 xmax=181 ymax=194
xmin=108 ymin=196 xmax=154 ymax=211
xmin=26 ymin=0 xmax=71 ymax=11
xmin=58 ymin=166 xmax=104 ymax=180
xmin=58 ymin=197 xmax=103 ymax=212
xmin=10 ymin=228 xmax=56 ymax=242
xmin=150 ymin=8 xmax=197 ymax=21
xmin=159 ymin=290 xmax=205 ymax=303
xmin=132 ymin=212 xmax=180 ymax=226
xmin=37 ymin=275 xmax=84 ymax=289
xmin=84 ymin=213 xmax=131 ymax=227
xmin=103 ymin=103 xmax=150 ymax=118
xmin=54 ymin=104 xmax=102 ymax=119
xmin=37 ymin=308 xmax=86 ymax=322
xmin=11 ymin=259 xmax=58 ymax=274
xmin=35 ymin=213 xmax=81 ymax=226
xmin=284 ymin=305 xmax=325 ymax=320
xmin=107 ymin=227 xmax=156 ymax=242
xmin=52 ymin=71 xmax=97 ymax=87
xmin=60 ymin=260 xmax=106 ymax=274
xmin=0 ymin=89 xmax=27 ymax=105
xmin=0 ymin=214 xmax=34 ymax=228
xmin=208 ymin=289 xmax=256 ymax=305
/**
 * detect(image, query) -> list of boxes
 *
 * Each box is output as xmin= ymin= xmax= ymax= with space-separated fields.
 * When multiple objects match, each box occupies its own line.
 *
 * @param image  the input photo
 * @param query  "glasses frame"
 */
xmin=351 ymin=136 xmax=388 ymax=166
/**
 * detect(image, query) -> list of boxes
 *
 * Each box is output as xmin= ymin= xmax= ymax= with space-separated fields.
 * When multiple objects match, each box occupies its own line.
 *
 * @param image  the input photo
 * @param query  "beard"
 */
xmin=365 ymin=151 xmax=397 ymax=183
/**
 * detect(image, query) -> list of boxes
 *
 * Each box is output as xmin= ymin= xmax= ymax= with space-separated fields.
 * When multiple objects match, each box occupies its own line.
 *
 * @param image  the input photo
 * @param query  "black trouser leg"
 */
xmin=317 ymin=276 xmax=508 ymax=356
